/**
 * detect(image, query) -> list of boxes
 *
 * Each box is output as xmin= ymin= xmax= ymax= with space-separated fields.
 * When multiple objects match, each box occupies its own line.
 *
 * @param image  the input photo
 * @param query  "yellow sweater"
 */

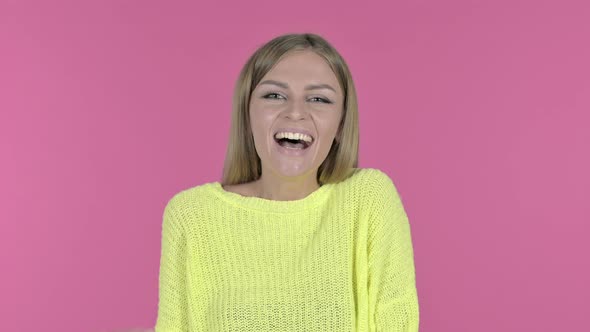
xmin=155 ymin=168 xmax=419 ymax=331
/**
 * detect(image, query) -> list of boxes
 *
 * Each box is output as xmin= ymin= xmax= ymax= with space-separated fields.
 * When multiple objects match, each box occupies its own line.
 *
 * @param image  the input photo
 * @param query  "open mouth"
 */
xmin=273 ymin=134 xmax=314 ymax=150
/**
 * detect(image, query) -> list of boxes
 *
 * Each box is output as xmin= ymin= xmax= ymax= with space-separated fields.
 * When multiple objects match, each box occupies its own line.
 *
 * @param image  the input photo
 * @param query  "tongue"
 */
xmin=279 ymin=140 xmax=306 ymax=149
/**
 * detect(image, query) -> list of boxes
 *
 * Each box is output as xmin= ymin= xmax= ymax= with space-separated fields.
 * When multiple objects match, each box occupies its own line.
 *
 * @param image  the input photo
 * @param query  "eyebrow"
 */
xmin=258 ymin=80 xmax=337 ymax=93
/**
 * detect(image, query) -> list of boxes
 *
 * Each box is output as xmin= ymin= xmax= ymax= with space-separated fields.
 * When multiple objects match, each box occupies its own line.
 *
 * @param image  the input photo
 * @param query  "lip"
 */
xmin=273 ymin=135 xmax=313 ymax=156
xmin=273 ymin=127 xmax=315 ymax=142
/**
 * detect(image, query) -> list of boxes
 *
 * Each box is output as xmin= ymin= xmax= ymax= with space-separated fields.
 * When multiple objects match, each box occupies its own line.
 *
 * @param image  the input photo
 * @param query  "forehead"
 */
xmin=262 ymin=50 xmax=341 ymax=92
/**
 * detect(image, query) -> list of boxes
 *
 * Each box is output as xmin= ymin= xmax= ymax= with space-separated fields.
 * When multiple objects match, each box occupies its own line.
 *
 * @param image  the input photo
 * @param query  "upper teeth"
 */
xmin=275 ymin=132 xmax=313 ymax=143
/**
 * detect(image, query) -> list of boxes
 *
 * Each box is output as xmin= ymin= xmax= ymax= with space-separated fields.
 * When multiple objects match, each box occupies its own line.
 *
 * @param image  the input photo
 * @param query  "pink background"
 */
xmin=1 ymin=1 xmax=589 ymax=331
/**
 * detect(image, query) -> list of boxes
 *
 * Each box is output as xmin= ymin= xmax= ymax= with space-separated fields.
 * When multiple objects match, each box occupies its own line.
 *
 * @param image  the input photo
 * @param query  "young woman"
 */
xmin=154 ymin=33 xmax=419 ymax=331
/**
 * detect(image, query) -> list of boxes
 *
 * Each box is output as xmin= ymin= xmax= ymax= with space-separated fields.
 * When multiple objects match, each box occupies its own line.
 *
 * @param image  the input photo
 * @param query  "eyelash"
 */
xmin=262 ymin=93 xmax=333 ymax=104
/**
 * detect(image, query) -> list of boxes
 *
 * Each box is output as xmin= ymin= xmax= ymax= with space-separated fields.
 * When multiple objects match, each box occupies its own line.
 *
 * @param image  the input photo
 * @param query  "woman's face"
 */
xmin=249 ymin=50 xmax=344 ymax=180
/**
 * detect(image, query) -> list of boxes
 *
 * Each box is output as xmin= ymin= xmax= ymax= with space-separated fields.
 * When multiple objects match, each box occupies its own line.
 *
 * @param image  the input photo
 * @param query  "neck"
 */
xmin=253 ymin=169 xmax=320 ymax=201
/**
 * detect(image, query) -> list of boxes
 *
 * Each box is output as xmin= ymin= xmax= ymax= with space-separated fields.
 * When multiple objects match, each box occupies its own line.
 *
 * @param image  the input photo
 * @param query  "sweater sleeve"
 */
xmin=367 ymin=171 xmax=419 ymax=331
xmin=154 ymin=198 xmax=189 ymax=331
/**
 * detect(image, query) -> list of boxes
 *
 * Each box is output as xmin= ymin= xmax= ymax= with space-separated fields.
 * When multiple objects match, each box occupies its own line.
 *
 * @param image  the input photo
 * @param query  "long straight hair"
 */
xmin=221 ymin=33 xmax=360 ymax=186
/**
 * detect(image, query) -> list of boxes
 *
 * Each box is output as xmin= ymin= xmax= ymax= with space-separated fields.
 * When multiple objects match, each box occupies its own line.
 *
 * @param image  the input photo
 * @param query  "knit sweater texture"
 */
xmin=155 ymin=167 xmax=419 ymax=331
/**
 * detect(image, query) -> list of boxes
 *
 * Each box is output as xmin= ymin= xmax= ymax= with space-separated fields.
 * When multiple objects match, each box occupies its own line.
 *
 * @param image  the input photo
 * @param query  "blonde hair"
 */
xmin=221 ymin=32 xmax=359 ymax=186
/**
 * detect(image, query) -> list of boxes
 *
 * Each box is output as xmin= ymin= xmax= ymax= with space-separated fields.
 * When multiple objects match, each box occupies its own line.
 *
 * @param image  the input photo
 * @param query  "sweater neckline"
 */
xmin=208 ymin=181 xmax=334 ymax=213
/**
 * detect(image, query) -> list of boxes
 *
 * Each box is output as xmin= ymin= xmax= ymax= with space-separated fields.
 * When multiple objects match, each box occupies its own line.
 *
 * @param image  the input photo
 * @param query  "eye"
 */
xmin=262 ymin=93 xmax=285 ymax=100
xmin=309 ymin=97 xmax=333 ymax=104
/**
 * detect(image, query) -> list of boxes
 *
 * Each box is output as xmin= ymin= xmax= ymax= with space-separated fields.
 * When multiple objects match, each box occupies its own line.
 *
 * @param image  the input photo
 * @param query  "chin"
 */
xmin=270 ymin=161 xmax=317 ymax=179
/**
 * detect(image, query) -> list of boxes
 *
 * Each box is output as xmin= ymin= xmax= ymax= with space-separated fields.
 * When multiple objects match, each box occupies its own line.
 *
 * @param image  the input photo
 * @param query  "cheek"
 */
xmin=249 ymin=109 xmax=275 ymax=141
xmin=251 ymin=107 xmax=278 ymax=125
xmin=318 ymin=113 xmax=342 ymax=136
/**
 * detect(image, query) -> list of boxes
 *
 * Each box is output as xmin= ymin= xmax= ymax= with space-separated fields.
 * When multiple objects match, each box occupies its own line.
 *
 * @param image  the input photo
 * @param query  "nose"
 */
xmin=283 ymin=98 xmax=308 ymax=120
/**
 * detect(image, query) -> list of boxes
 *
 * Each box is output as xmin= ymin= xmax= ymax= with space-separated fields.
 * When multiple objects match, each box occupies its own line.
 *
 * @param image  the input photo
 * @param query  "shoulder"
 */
xmin=348 ymin=167 xmax=404 ymax=210
xmin=353 ymin=167 xmax=394 ymax=184
xmin=221 ymin=181 xmax=257 ymax=197
xmin=162 ymin=181 xmax=218 ymax=221
xmin=348 ymin=167 xmax=399 ymax=195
